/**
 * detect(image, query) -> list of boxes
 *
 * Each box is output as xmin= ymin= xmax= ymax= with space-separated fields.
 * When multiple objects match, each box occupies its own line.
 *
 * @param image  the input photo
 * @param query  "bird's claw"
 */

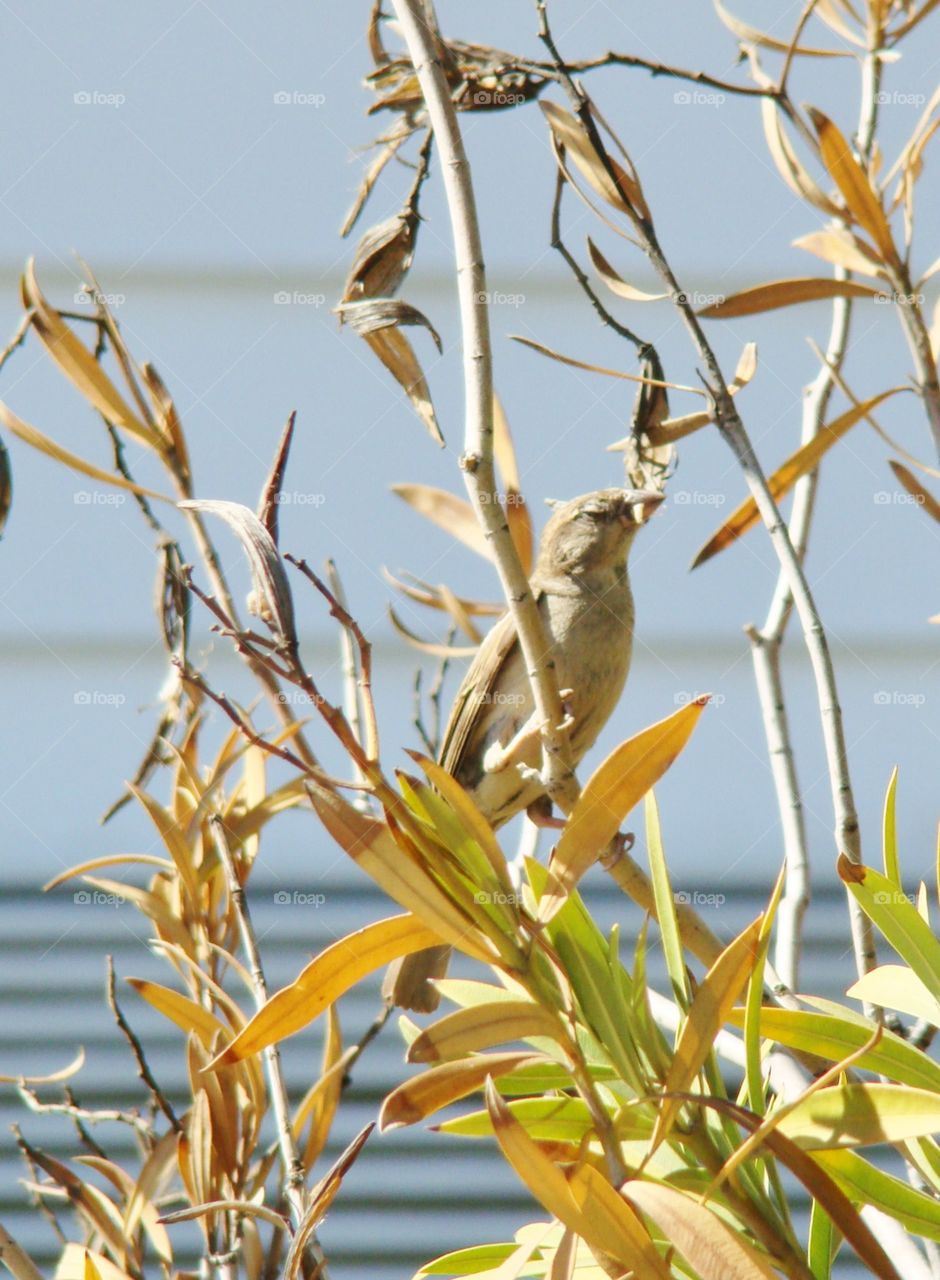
xmin=599 ymin=829 xmax=635 ymax=868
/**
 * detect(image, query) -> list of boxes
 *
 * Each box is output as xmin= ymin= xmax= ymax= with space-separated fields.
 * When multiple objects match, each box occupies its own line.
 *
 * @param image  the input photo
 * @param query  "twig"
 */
xmin=535 ymin=0 xmax=878 ymax=990
xmin=390 ymin=0 xmax=580 ymax=819
xmin=412 ymin=626 xmax=455 ymax=756
xmin=210 ymin=817 xmax=329 ymax=1280
xmin=324 ymin=559 xmax=370 ymax=808
xmin=107 ymin=956 xmax=181 ymax=1133
xmin=522 ymin=52 xmax=779 ymax=102
xmin=16 ymin=1084 xmax=152 ymax=1140
xmin=0 ymin=1221 xmax=44 ymax=1280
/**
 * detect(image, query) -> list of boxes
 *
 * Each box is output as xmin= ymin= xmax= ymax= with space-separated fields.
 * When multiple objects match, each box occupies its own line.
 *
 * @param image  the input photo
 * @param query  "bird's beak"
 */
xmin=621 ymin=489 xmax=665 ymax=526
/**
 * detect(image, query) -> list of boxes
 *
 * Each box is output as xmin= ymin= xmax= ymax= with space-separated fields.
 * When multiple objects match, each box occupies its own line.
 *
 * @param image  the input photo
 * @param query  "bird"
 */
xmin=385 ymin=486 xmax=664 ymax=1012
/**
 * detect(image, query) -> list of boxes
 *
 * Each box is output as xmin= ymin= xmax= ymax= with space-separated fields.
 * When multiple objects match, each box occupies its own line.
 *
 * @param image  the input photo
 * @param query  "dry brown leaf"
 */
xmin=391 ymin=482 xmax=493 ymax=559
xmin=888 ymin=460 xmax=940 ymax=524
xmin=587 ymin=239 xmax=669 ymax=302
xmin=809 ymin=109 xmax=897 ymax=262
xmin=699 ymin=276 xmax=884 ymax=318
xmin=541 ymin=100 xmax=646 ymax=218
xmin=388 ymin=607 xmax=479 ymax=656
xmin=715 ymin=0 xmax=850 ymax=54
xmin=761 ymin=98 xmax=842 ymax=217
xmin=792 ymin=229 xmax=883 ymax=276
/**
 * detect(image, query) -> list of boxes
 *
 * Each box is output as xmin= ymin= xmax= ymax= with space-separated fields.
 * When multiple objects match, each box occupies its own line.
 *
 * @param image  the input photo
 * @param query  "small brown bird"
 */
xmin=386 ymin=487 xmax=663 ymax=1012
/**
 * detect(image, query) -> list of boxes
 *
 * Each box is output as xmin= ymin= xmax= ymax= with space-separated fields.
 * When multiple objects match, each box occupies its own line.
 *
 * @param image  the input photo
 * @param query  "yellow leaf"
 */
xmin=380 ymin=1052 xmax=546 ymax=1130
xmin=623 ymin=1181 xmax=778 ymax=1279
xmin=307 ymin=782 xmax=497 ymax=962
xmin=214 ymin=914 xmax=446 ymax=1065
xmin=715 ymin=0 xmax=849 ymax=54
xmin=888 ymin=460 xmax=940 ymax=524
xmin=409 ymin=752 xmax=512 ymax=893
xmin=22 ymin=260 xmax=159 ymax=449
xmin=587 ymin=239 xmax=669 ymax=302
xmin=391 ymin=482 xmax=493 ymax=561
xmin=407 ymin=1000 xmax=562 ymax=1063
xmin=778 ymin=1083 xmax=940 ymax=1148
xmin=761 ymin=99 xmax=841 ymax=217
xmin=809 ymin=109 xmax=897 ymax=262
xmin=692 ymin=389 xmax=908 ymax=567
xmin=126 ymin=979 xmax=227 ymax=1050
xmin=0 ymin=402 xmax=170 ymax=502
xmin=653 ymin=917 xmax=763 ymax=1148
xmin=539 ymin=700 xmax=708 ymax=920
xmin=793 ymin=229 xmax=883 ymax=276
xmin=698 ymin=276 xmax=883 ymax=318
xmin=493 ymin=394 xmax=533 ymax=575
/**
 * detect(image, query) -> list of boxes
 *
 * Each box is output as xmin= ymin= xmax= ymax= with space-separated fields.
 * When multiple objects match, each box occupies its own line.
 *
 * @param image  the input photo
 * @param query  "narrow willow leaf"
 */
xmin=698 ymin=276 xmax=883 ymax=318
xmin=715 ymin=0 xmax=849 ymax=53
xmin=387 ymin=608 xmax=478 ymax=656
xmin=407 ymin=1000 xmax=561 ymax=1062
xmin=213 ymin=914 xmax=446 ymax=1065
xmin=838 ymin=855 xmax=940 ymax=997
xmin=587 ymin=239 xmax=669 ymax=302
xmin=792 ymin=229 xmax=883 ymax=275
xmin=691 ymin=388 xmax=906 ymax=567
xmin=889 ymin=460 xmax=940 ymax=524
xmin=342 ymin=302 xmax=444 ymax=445
xmin=391 ymin=483 xmax=493 ymax=560
xmin=539 ymin=699 xmax=708 ymax=920
xmin=513 ymin=334 xmax=705 ymax=395
xmin=761 ymin=99 xmax=842 ymax=217
xmin=778 ymin=1083 xmax=940 ymax=1148
xmin=540 ymin=101 xmax=645 ymax=217
xmin=126 ymin=979 xmax=227 ymax=1049
xmin=380 ymin=1052 xmax=547 ymax=1130
xmin=847 ymin=965 xmax=940 ymax=1026
xmin=645 ymin=791 xmax=687 ymax=1006
xmin=816 ymin=1147 xmax=940 ymax=1243
xmin=883 ymin=766 xmax=900 ymax=887
xmin=809 ymin=109 xmax=896 ymax=261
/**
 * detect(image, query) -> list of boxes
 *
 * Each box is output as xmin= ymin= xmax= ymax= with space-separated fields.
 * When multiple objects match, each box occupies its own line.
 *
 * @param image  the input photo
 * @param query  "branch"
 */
xmin=210 ymin=818 xmax=329 ymax=1280
xmin=390 ymin=0 xmax=579 ymax=817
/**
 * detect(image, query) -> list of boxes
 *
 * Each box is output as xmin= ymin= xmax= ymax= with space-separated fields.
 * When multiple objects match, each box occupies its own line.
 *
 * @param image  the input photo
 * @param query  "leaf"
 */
xmin=587 ymin=239 xmax=669 ymax=302
xmin=778 ymin=1083 xmax=940 ymax=1149
xmin=407 ymin=1000 xmax=562 ymax=1062
xmin=306 ymin=782 xmax=499 ymax=959
xmin=388 ymin=608 xmax=478 ymax=656
xmin=645 ymin=791 xmax=688 ymax=1005
xmin=761 ymin=99 xmax=842 ymax=217
xmin=513 ymin=334 xmax=706 ymax=394
xmin=792 ymin=229 xmax=883 ymax=275
xmin=409 ymin=752 xmax=512 ymax=894
xmin=809 ymin=109 xmax=896 ymax=261
xmin=540 ymin=101 xmax=645 ymax=218
xmin=889 ymin=460 xmax=940 ymax=524
xmin=623 ymin=1180 xmax=778 ymax=1279
xmin=437 ymin=1095 xmax=594 ymax=1142
xmin=484 ymin=1082 xmax=670 ymax=1275
xmin=815 ymin=1147 xmax=940 ymax=1243
xmin=493 ymin=393 xmax=533 ymax=574
xmin=715 ymin=0 xmax=849 ymax=54
xmin=698 ymin=276 xmax=884 ymax=318
xmin=391 ymin=483 xmax=493 ymax=560
xmin=338 ymin=298 xmax=444 ymax=445
xmin=380 ymin=1052 xmax=547 ymax=1130
xmin=179 ymin=499 xmax=297 ymax=647
xmin=727 ymin=1006 xmax=940 ymax=1091
xmin=126 ymin=979 xmax=227 ymax=1050
xmin=691 ymin=388 xmax=906 ymax=566
xmin=847 ymin=965 xmax=940 ymax=1025
xmin=838 ymin=855 xmax=940 ymax=998
xmin=21 ymin=260 xmax=158 ymax=449
xmin=0 ymin=402 xmax=170 ymax=502
xmin=883 ymin=766 xmax=900 ymax=887
xmin=214 ymin=914 xmax=447 ymax=1065
xmin=653 ymin=917 xmax=762 ymax=1147
xmin=539 ymin=699 xmax=708 ymax=920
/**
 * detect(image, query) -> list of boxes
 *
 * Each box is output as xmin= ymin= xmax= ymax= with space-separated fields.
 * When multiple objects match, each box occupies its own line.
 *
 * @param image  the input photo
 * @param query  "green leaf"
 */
xmin=645 ymin=790 xmax=688 ymax=1008
xmin=778 ymin=1083 xmax=940 ymax=1148
xmin=838 ymin=856 xmax=940 ymax=998
xmin=883 ymin=767 xmax=900 ymax=888
xmin=438 ymin=1096 xmax=594 ymax=1142
xmin=815 ymin=1147 xmax=940 ymax=1242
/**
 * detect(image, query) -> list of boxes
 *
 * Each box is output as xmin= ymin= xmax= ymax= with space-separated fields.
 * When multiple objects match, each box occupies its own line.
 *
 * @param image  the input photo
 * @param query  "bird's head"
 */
xmin=536 ymin=487 xmax=663 ymax=578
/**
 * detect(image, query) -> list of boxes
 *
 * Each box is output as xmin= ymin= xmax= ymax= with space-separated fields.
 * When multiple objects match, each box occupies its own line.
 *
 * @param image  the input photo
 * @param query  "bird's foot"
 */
xmin=525 ymin=794 xmax=566 ymax=830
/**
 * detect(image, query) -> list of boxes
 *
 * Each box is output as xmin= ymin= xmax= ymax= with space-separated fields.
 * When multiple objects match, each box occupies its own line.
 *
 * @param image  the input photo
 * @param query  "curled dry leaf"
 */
xmin=714 ymin=0 xmax=850 ymax=55
xmin=178 ymin=499 xmax=297 ymax=650
xmin=761 ymin=99 xmax=842 ymax=218
xmin=337 ymin=298 xmax=444 ymax=445
xmin=382 ymin=567 xmax=502 ymax=616
xmin=255 ymin=410 xmax=296 ymax=545
xmin=691 ymin=388 xmax=907 ymax=567
xmin=587 ymin=239 xmax=669 ymax=302
xmin=698 ymin=277 xmax=885 ymax=318
xmin=541 ymin=100 xmax=647 ymax=220
xmin=141 ymin=361 xmax=191 ymax=494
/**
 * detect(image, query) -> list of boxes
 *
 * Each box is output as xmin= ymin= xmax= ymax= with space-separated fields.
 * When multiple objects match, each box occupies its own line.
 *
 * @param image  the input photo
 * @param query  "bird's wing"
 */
xmin=438 ymin=595 xmax=540 ymax=774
